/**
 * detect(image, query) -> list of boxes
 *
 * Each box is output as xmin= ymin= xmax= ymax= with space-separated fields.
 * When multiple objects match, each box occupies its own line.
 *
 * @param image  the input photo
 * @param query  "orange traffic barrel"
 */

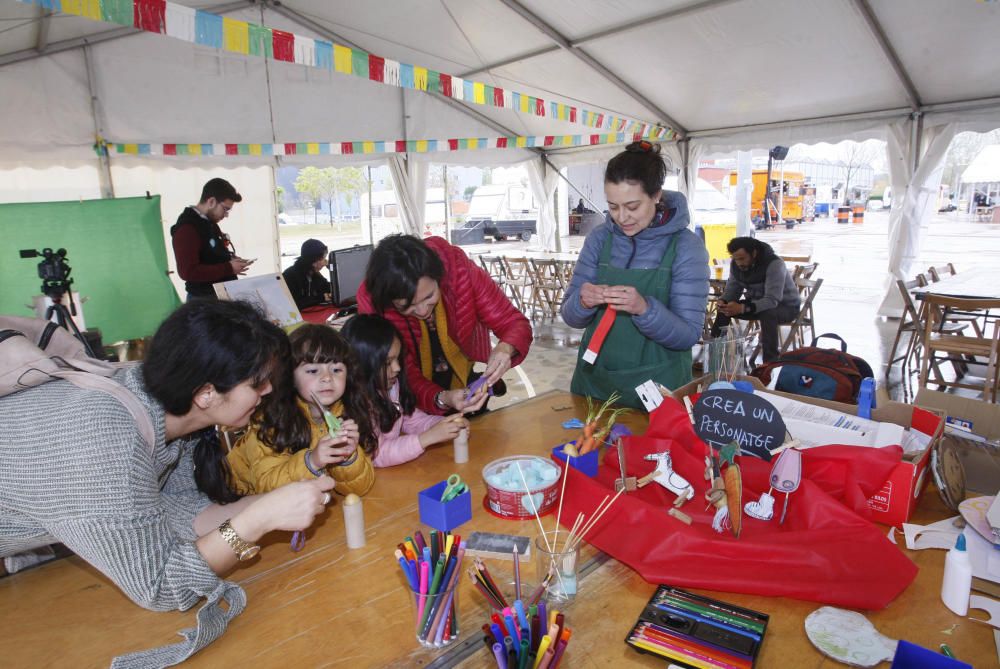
xmin=852 ymin=205 xmax=865 ymax=225
xmin=837 ymin=206 xmax=851 ymax=224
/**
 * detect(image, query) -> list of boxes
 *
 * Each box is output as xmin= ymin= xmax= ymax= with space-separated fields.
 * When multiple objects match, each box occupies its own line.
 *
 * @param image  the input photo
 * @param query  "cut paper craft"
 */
xmin=969 ymin=595 xmax=1000 ymax=629
xmin=804 ymin=606 xmax=897 ymax=668
xmin=900 ymin=516 xmax=962 ymax=551
xmin=745 ymin=447 xmax=802 ymax=523
xmin=964 ymin=527 xmax=1000 ymax=584
xmin=643 ymin=452 xmax=694 ymax=503
xmin=960 ymin=496 xmax=1000 ymax=546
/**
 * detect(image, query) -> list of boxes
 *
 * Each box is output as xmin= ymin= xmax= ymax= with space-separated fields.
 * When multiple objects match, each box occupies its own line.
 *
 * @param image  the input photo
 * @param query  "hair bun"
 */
xmin=625 ymin=140 xmax=660 ymax=155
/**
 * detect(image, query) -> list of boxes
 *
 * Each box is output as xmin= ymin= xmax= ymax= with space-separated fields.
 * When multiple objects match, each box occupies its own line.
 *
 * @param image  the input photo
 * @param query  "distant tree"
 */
xmin=331 ymin=167 xmax=368 ymax=231
xmin=837 ymin=141 xmax=883 ymax=203
xmin=463 ymin=186 xmax=477 ymax=201
xmin=294 ymin=167 xmax=336 ymax=224
xmin=943 ymin=130 xmax=1000 ymax=194
xmin=275 ymin=186 xmax=285 ymax=214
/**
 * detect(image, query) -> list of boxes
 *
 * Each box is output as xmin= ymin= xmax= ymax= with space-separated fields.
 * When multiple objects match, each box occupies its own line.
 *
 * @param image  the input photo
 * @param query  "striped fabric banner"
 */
xmin=25 ymin=0 xmax=674 ymax=141
xmin=107 ymin=132 xmax=651 ymax=157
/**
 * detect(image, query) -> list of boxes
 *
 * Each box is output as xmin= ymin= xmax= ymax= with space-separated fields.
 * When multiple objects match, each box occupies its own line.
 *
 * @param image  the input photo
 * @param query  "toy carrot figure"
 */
xmin=706 ymin=442 xmax=742 ymax=537
xmin=564 ymin=392 xmax=630 ymax=456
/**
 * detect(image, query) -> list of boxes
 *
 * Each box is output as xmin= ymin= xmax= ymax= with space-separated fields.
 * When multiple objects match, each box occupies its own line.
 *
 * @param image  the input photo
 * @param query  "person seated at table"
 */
xmin=574 ymin=198 xmax=594 ymax=214
xmin=341 ymin=314 xmax=469 ymax=467
xmin=283 ymin=238 xmax=332 ymax=309
xmin=0 ymin=299 xmax=336 ymax=666
xmin=228 ymin=324 xmax=376 ymax=496
xmin=357 ymin=234 xmax=533 ymax=415
xmin=711 ymin=236 xmax=800 ymax=363
xmin=561 ymin=141 xmax=709 ymax=408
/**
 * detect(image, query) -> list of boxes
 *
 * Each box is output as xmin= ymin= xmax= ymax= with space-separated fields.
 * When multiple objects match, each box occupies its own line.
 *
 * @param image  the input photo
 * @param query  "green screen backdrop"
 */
xmin=0 ymin=196 xmax=181 ymax=343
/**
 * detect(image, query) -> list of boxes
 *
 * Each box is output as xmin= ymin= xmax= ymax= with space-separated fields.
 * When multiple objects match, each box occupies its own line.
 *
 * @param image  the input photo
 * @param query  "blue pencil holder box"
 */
xmin=891 ymin=641 xmax=971 ymax=669
xmin=418 ymin=480 xmax=472 ymax=533
xmin=551 ymin=443 xmax=599 ymax=477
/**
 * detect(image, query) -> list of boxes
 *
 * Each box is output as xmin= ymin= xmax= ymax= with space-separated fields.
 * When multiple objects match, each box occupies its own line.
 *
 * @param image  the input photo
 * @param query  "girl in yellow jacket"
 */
xmin=228 ymin=324 xmax=376 ymax=496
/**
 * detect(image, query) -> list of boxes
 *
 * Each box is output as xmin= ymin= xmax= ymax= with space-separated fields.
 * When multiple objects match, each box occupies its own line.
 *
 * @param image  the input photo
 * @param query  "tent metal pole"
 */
xmin=83 ymin=45 xmax=114 ymax=199
xmin=460 ymin=0 xmax=738 ymax=81
xmin=852 ymin=0 xmax=922 ymax=110
xmin=496 ymin=0 xmax=686 ymax=138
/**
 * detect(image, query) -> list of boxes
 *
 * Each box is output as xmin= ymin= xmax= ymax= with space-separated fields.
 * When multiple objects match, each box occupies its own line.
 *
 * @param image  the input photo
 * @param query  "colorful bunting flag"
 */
xmin=18 ymin=0 xmax=673 ymax=142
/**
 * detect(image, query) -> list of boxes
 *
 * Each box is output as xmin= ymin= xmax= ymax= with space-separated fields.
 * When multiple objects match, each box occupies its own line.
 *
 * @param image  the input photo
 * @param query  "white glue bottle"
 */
xmin=453 ymin=427 xmax=469 ymax=464
xmin=342 ymin=493 xmax=366 ymax=549
xmin=941 ymin=533 xmax=972 ymax=615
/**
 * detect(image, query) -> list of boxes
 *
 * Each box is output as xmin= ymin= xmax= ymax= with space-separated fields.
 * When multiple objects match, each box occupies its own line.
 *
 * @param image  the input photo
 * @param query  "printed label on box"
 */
xmin=868 ymin=481 xmax=892 ymax=513
xmin=945 ymin=416 xmax=973 ymax=433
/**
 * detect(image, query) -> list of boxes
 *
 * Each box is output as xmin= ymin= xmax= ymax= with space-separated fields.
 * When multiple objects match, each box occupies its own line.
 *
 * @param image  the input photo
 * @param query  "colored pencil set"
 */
xmin=394 ymin=529 xmax=466 ymax=647
xmin=479 ymin=598 xmax=572 ymax=669
xmin=626 ymin=586 xmax=768 ymax=669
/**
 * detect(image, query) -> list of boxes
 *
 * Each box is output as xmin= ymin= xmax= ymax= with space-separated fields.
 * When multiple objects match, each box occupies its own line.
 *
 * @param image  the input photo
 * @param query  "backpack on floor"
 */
xmin=750 ymin=333 xmax=874 ymax=404
xmin=0 ymin=315 xmax=154 ymax=449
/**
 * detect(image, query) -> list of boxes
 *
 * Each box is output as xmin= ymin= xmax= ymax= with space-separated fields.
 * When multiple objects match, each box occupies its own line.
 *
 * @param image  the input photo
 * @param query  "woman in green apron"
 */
xmin=561 ymin=141 xmax=710 ymax=409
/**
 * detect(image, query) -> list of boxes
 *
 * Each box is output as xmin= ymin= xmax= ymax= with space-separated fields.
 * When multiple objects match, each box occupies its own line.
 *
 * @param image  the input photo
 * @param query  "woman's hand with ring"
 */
xmin=250 ymin=476 xmax=336 ymax=533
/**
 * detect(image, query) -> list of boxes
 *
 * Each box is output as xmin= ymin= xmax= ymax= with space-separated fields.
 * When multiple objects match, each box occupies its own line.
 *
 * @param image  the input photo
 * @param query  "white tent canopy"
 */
xmin=2 ymin=0 xmax=1000 ymax=311
xmin=963 ymin=145 xmax=1000 ymax=184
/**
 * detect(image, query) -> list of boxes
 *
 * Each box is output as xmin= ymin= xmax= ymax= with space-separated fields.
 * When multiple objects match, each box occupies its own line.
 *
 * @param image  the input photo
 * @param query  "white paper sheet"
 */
xmin=965 ymin=527 xmax=1000 ymax=584
xmin=901 ymin=516 xmax=963 ymax=550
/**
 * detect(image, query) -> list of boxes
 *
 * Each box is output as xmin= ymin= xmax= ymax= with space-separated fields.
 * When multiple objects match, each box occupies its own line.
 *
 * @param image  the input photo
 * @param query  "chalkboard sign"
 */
xmin=693 ymin=389 xmax=785 ymax=461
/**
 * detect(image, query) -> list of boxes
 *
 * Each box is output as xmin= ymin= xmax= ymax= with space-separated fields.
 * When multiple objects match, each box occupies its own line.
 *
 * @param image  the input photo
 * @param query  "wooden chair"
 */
xmin=927 ymin=263 xmax=956 ymax=282
xmin=501 ymin=256 xmax=534 ymax=313
xmin=528 ymin=258 xmax=566 ymax=321
xmin=919 ymin=295 xmax=1000 ymax=402
xmin=792 ymin=262 xmax=819 ymax=281
xmin=478 ymin=254 xmax=518 ymax=304
xmin=749 ymin=278 xmax=823 ymax=362
xmin=926 ymin=264 xmax=986 ymax=336
xmin=886 ymin=278 xmax=966 ymax=374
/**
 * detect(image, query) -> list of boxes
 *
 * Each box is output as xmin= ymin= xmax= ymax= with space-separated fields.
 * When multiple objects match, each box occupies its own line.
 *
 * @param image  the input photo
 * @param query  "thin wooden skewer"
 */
xmin=562 ymin=513 xmax=584 ymax=552
xmin=568 ymin=487 xmax=626 ymax=552
xmin=552 ymin=455 xmax=571 ymax=548
xmin=515 ymin=461 xmax=568 ymax=594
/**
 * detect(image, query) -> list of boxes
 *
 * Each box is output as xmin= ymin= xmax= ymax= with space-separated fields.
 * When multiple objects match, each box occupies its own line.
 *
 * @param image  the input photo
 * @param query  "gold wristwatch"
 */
xmin=218 ymin=519 xmax=260 ymax=561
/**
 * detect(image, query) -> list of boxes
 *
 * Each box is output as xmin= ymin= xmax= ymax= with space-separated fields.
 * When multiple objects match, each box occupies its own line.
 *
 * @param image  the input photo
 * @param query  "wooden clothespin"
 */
xmin=613 ymin=438 xmax=637 ymax=493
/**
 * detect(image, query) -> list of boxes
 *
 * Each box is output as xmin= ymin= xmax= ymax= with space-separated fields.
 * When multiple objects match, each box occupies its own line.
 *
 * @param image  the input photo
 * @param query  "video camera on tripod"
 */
xmin=19 ymin=247 xmax=97 ymax=357
xmin=20 ymin=247 xmax=74 ymax=299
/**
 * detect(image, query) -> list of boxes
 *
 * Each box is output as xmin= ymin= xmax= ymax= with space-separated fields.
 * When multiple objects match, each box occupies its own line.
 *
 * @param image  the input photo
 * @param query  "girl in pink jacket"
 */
xmin=342 ymin=314 xmax=469 ymax=467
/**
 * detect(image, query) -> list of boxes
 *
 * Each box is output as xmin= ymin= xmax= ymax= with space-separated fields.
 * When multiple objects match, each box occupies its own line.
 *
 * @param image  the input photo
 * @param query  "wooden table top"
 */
xmin=1 ymin=392 xmax=996 ymax=668
xmin=913 ymin=267 xmax=1000 ymax=301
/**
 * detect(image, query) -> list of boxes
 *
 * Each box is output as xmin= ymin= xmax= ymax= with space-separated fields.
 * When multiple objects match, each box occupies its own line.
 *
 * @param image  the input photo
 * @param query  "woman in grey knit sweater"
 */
xmin=0 ymin=300 xmax=335 ymax=667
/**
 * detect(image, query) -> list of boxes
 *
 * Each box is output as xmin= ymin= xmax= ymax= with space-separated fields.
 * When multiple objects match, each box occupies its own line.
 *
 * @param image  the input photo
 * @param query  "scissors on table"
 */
xmin=441 ymin=474 xmax=468 ymax=502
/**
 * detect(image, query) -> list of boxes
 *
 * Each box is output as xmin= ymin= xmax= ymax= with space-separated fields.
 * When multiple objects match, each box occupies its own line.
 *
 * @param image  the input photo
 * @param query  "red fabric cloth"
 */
xmin=554 ymin=397 xmax=917 ymax=610
xmin=357 ymin=237 xmax=533 ymax=414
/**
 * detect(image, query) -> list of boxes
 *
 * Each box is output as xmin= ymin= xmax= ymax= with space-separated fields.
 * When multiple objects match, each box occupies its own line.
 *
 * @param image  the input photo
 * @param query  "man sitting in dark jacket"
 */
xmin=711 ymin=237 xmax=801 ymax=362
xmin=283 ymin=239 xmax=332 ymax=309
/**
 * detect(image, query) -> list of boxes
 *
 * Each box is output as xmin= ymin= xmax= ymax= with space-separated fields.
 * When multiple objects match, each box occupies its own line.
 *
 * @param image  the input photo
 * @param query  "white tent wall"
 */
xmin=526 ymin=159 xmax=560 ymax=251
xmin=0 ymin=164 xmax=102 ymax=203
xmin=110 ymin=163 xmax=277 ymax=299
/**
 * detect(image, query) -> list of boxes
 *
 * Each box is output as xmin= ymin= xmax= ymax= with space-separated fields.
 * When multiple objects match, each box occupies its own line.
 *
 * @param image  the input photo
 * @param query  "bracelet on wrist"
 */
xmin=336 ymin=450 xmax=360 ymax=467
xmin=303 ymin=449 xmax=324 ymax=477
xmin=434 ymin=391 xmax=449 ymax=411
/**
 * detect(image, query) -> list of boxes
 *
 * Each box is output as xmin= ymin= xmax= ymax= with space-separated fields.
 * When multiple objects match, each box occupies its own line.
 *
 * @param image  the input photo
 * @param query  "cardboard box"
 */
xmin=915 ymin=389 xmax=1000 ymax=496
xmin=673 ymin=376 xmax=944 ymax=526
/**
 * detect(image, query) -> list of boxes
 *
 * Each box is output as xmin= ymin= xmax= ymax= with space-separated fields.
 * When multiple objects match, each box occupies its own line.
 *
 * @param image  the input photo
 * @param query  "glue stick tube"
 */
xmin=941 ymin=533 xmax=972 ymax=615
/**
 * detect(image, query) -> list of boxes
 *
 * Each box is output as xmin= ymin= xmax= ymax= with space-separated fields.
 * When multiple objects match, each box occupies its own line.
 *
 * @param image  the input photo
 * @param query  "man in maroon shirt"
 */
xmin=170 ymin=178 xmax=253 ymax=300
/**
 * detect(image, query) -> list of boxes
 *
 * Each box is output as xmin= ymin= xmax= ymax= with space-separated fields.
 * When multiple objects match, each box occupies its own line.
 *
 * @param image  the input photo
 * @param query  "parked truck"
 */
xmin=455 ymin=184 xmax=537 ymax=244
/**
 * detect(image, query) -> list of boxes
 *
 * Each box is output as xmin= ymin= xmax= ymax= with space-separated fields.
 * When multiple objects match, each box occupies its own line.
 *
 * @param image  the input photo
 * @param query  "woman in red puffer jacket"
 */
xmin=357 ymin=235 xmax=532 ymax=415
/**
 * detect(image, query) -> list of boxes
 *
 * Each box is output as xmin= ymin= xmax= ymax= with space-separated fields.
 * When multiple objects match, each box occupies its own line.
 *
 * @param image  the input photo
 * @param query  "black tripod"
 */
xmin=44 ymin=290 xmax=98 ymax=359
